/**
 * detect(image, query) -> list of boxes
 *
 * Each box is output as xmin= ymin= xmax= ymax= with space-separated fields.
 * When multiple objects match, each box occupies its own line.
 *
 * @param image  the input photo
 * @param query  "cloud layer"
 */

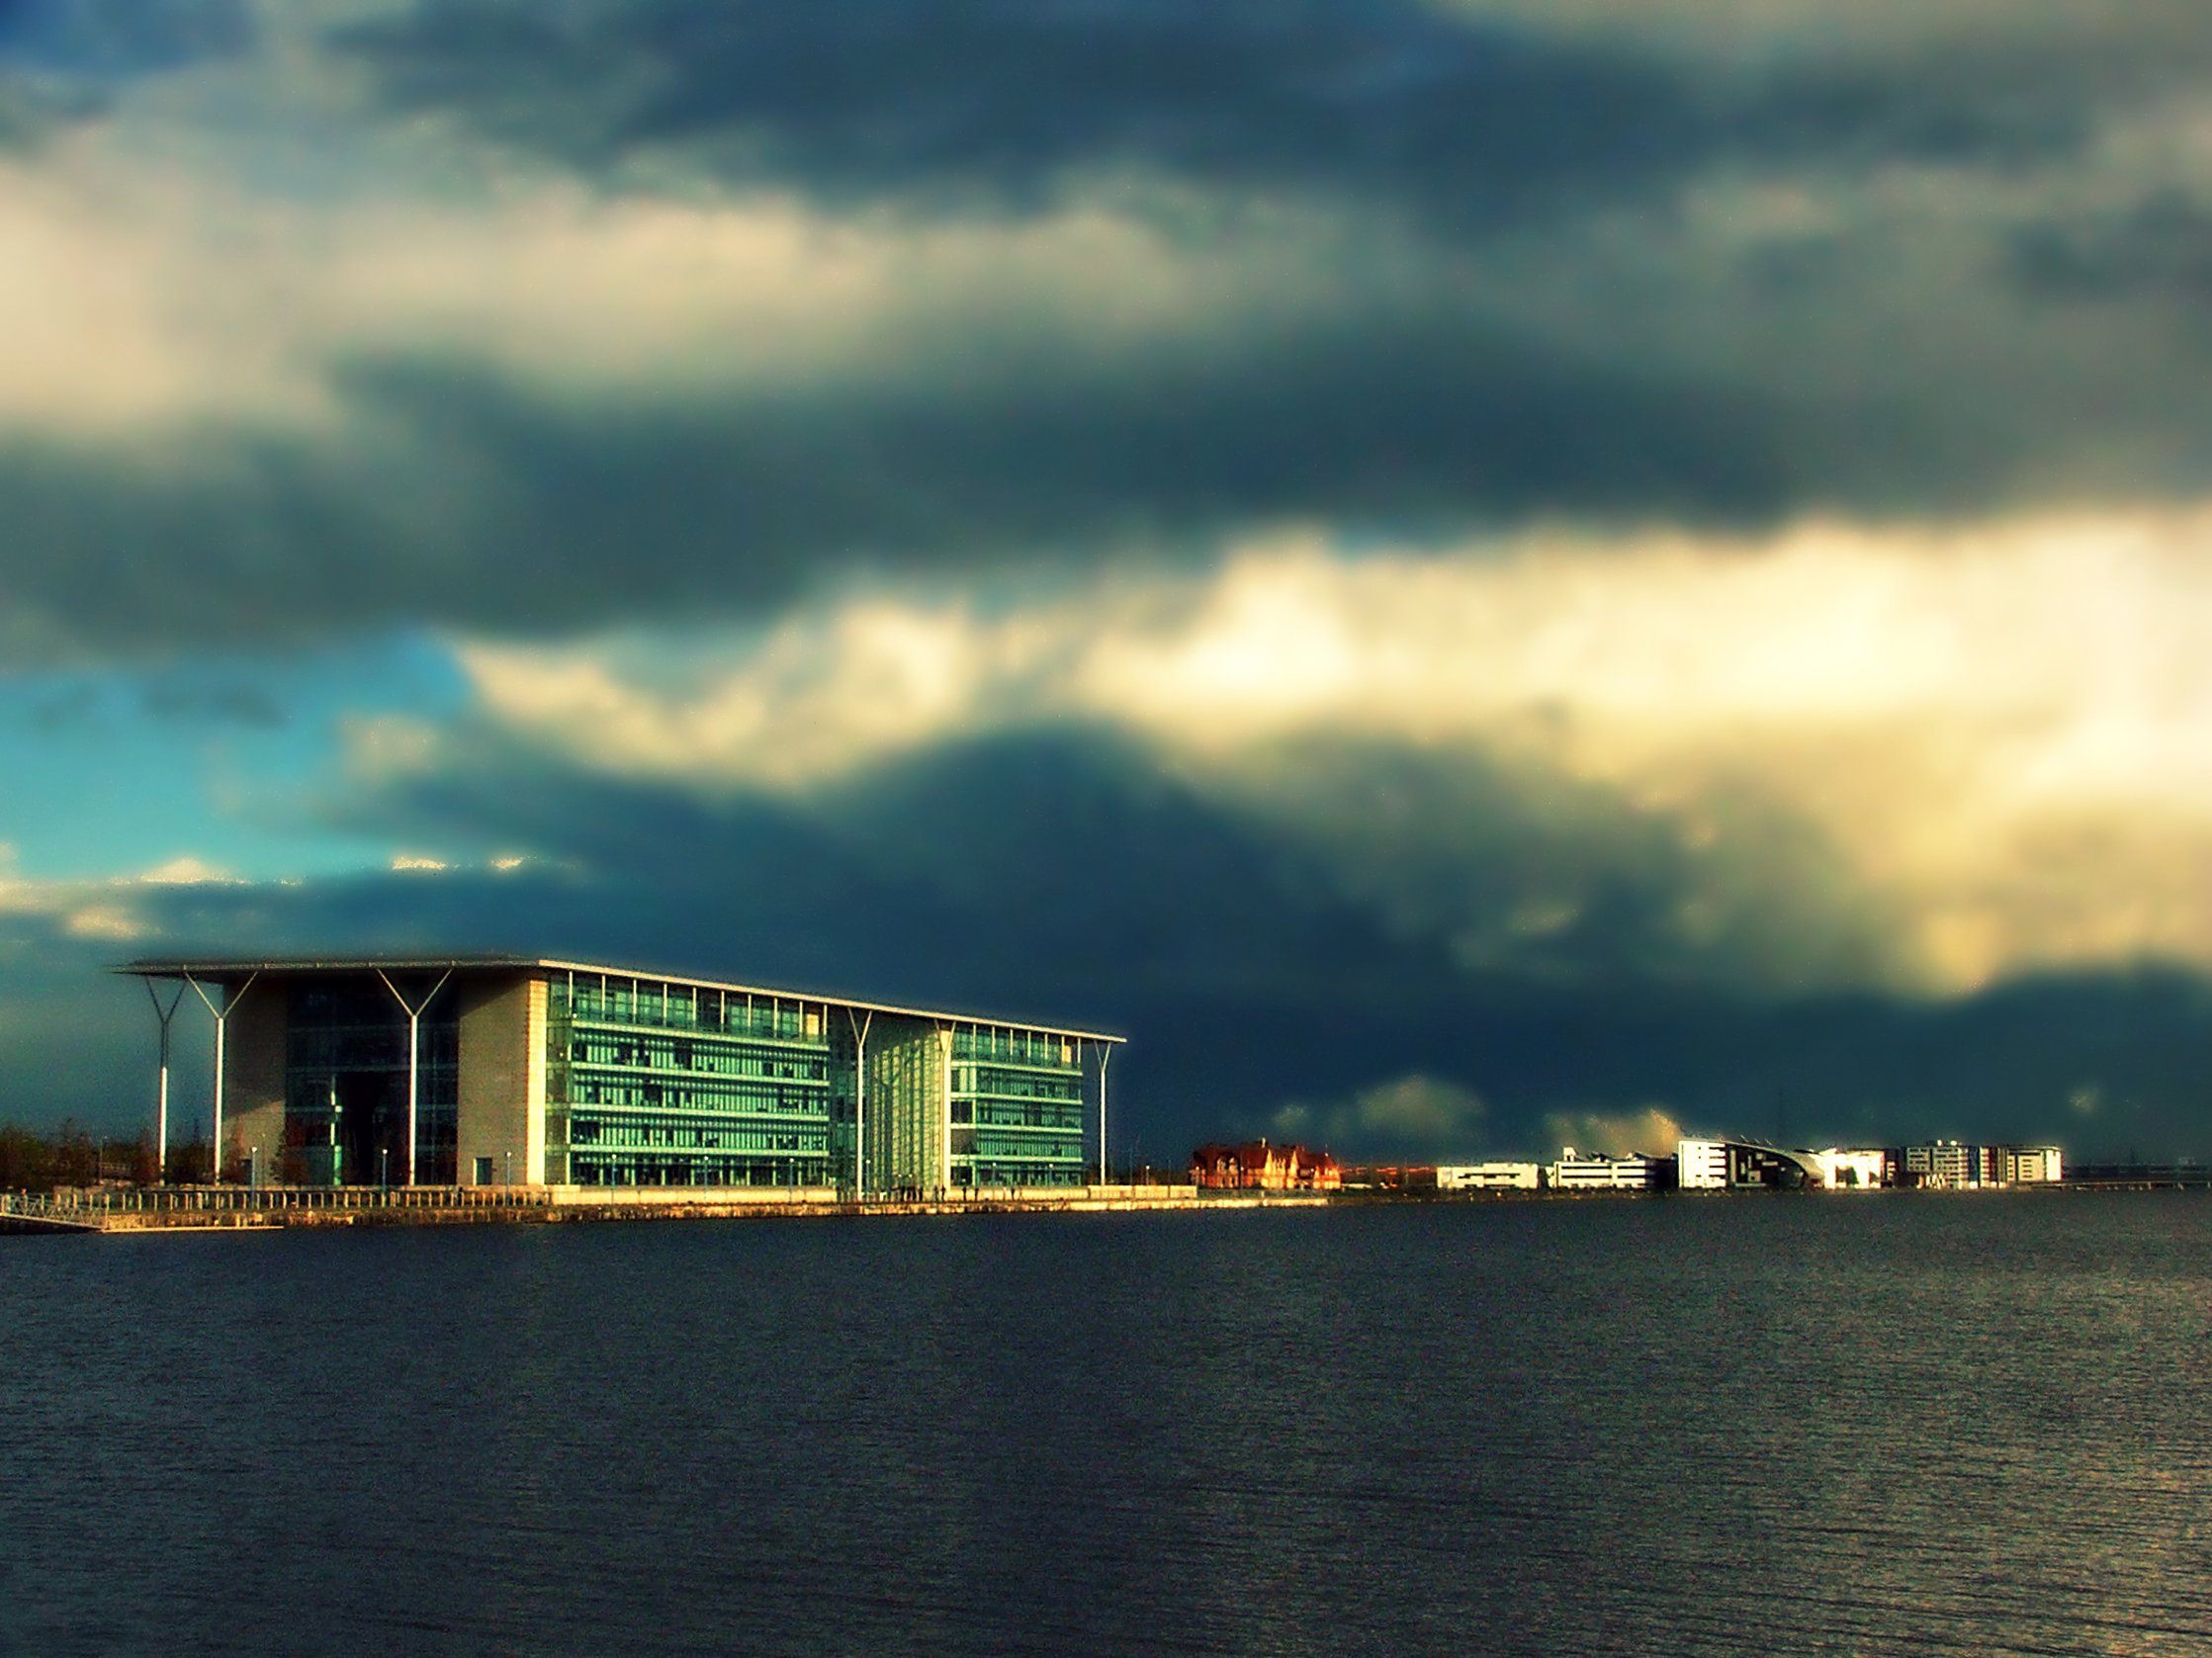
xmin=4 ymin=0 xmax=2212 ymax=659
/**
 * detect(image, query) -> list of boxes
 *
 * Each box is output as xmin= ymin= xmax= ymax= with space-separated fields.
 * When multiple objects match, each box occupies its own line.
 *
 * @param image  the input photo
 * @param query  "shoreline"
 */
xmin=6 ymin=1178 xmax=2207 ymax=1236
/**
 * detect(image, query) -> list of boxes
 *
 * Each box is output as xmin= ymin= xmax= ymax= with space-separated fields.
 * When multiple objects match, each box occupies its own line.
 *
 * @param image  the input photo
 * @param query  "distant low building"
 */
xmin=1900 ymin=1141 xmax=2065 ymax=1188
xmin=1996 ymin=1145 xmax=2063 ymax=1184
xmin=1903 ymin=1141 xmax=1977 ymax=1188
xmin=1437 ymin=1163 xmax=1542 ymax=1191
xmin=1191 ymin=1141 xmax=1341 ymax=1191
xmin=1812 ymin=1148 xmax=1893 ymax=1189
xmin=1549 ymin=1148 xmax=1668 ymax=1190
xmin=1677 ymin=1138 xmax=1729 ymax=1189
xmin=1675 ymin=1137 xmax=1827 ymax=1190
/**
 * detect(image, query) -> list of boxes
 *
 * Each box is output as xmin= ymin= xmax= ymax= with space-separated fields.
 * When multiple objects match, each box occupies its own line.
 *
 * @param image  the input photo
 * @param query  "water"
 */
xmin=4 ymin=1196 xmax=2210 ymax=1657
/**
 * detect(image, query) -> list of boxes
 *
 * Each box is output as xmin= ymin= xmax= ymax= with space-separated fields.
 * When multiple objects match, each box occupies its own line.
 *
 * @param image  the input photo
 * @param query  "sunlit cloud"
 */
xmin=423 ymin=509 xmax=2212 ymax=994
xmin=139 ymin=855 xmax=235 ymax=885
xmin=0 ymin=135 xmax=1323 ymax=439
xmin=1542 ymin=1105 xmax=1686 ymax=1159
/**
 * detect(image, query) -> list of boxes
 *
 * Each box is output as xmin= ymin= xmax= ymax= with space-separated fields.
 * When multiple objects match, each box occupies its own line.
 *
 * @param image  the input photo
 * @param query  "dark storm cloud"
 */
xmin=0 ymin=4 xmax=2202 ymax=661
xmin=2009 ymin=189 xmax=2212 ymax=303
xmin=134 ymin=673 xmax=288 ymax=729
xmin=26 ymin=276 xmax=2162 ymax=661
xmin=0 ymin=0 xmax=251 ymax=153
xmin=327 ymin=728 xmax=2212 ymax=1157
xmin=0 ymin=326 xmax=1808 ymax=655
xmin=20 ymin=727 xmax=2209 ymax=1160
xmin=340 ymin=0 xmax=1708 ymax=221
xmin=0 ymin=0 xmax=252 ymax=77
xmin=336 ymin=0 xmax=2117 ymax=220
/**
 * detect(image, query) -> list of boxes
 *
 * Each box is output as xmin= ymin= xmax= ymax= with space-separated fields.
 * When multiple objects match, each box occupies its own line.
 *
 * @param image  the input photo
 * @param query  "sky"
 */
xmin=4 ymin=0 xmax=2211 ymax=1165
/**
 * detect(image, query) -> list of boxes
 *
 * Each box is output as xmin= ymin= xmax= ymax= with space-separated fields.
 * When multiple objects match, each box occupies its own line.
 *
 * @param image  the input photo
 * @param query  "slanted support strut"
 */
xmin=845 ymin=1007 xmax=873 ymax=1199
xmin=142 ymin=976 xmax=186 ymax=1185
xmin=1098 ymin=1043 xmax=1111 ymax=1188
xmin=378 ymin=969 xmax=453 ymax=1187
xmin=185 ymin=972 xmax=256 ymax=1185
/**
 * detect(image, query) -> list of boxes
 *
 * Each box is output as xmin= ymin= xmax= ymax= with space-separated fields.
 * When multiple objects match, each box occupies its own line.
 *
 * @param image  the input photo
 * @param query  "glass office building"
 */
xmin=123 ymin=956 xmax=1121 ymax=1191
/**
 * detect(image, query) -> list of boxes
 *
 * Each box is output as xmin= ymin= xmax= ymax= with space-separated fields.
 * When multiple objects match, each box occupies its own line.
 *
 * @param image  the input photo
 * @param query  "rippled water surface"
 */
xmin=4 ymin=1195 xmax=2211 ymax=1657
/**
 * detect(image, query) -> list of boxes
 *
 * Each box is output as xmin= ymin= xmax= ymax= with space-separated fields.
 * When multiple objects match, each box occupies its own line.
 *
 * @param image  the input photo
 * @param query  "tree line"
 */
xmin=0 ymin=1122 xmax=213 ymax=1190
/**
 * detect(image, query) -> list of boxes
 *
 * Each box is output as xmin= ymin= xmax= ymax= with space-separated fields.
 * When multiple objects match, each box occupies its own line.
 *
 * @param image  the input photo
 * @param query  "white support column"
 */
xmin=845 ymin=1007 xmax=873 ymax=1198
xmin=185 ymin=972 xmax=255 ymax=1185
xmin=143 ymin=977 xmax=185 ymax=1185
xmin=1099 ymin=1043 xmax=1112 ymax=1189
xmin=379 ymin=968 xmax=453 ymax=1188
xmin=938 ymin=1024 xmax=954 ymax=1199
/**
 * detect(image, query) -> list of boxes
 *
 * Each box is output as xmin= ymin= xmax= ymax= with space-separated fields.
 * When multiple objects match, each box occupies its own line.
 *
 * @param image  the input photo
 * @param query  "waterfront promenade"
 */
xmin=0 ymin=1182 xmax=1305 ymax=1234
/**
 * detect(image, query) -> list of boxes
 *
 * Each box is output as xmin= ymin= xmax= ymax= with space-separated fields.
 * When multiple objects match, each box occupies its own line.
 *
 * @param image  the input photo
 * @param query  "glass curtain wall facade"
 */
xmin=282 ymin=975 xmax=458 ymax=1186
xmin=860 ymin=1017 xmax=950 ymax=1195
xmin=949 ymin=1023 xmax=1086 ymax=1187
xmin=545 ymin=972 xmax=833 ymax=1187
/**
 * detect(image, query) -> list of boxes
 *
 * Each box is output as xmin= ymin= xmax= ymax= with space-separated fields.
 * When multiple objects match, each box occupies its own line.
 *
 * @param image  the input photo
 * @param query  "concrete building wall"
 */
xmin=1437 ymin=1163 xmax=1541 ymax=1190
xmin=1815 ymin=1148 xmax=1890 ymax=1189
xmin=1677 ymin=1139 xmax=1729 ymax=1189
xmin=1549 ymin=1155 xmax=1658 ymax=1189
xmin=222 ymin=984 xmax=288 ymax=1184
xmin=457 ymin=973 xmax=545 ymax=1186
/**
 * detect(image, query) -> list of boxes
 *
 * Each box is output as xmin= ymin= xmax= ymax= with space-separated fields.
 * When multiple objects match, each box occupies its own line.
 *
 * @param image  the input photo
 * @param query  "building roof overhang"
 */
xmin=114 ymin=954 xmax=1126 ymax=1044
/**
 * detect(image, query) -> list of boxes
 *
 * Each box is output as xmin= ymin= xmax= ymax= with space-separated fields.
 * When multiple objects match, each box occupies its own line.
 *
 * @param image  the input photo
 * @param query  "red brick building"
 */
xmin=1190 ymin=1140 xmax=1341 ymax=1191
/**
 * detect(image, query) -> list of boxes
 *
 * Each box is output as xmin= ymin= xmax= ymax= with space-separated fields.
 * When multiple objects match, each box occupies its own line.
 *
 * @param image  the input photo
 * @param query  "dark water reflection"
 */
xmin=4 ymin=1195 xmax=2210 ymax=1657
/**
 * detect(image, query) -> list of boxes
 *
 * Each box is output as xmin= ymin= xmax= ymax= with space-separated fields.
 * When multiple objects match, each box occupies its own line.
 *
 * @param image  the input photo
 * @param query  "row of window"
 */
xmin=558 ymin=1155 xmax=1082 ymax=1189
xmin=552 ymin=983 xmax=823 ymax=1041
xmin=954 ymin=1101 xmax=1085 ymax=1131
xmin=570 ymin=1120 xmax=829 ymax=1153
xmin=563 ymin=1079 xmax=830 ymax=1113
xmin=954 ymin=1067 xmax=1083 ymax=1100
xmin=952 ymin=1165 xmax=1086 ymax=1187
xmin=284 ymin=1081 xmax=459 ymax=1112
xmin=291 ymin=983 xmax=458 ymax=1026
xmin=950 ymin=1129 xmax=1082 ymax=1160
xmin=288 ymin=1030 xmax=461 ymax=1070
xmin=568 ymin=1156 xmax=831 ymax=1187
xmin=563 ymin=1034 xmax=828 ymax=1080
xmin=949 ymin=1028 xmax=1079 ymax=1067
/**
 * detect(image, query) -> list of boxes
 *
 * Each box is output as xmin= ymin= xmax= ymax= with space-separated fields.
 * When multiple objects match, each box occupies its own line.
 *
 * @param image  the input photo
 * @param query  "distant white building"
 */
xmin=1678 ymin=1138 xmax=1730 ymax=1189
xmin=1674 ymin=1136 xmax=1831 ymax=1190
xmin=1997 ymin=1145 xmax=2063 ymax=1184
xmin=1901 ymin=1142 xmax=2066 ymax=1188
xmin=1437 ymin=1163 xmax=1542 ymax=1191
xmin=1904 ymin=1141 xmax=1982 ymax=1188
xmin=1549 ymin=1149 xmax=1663 ymax=1190
xmin=1813 ymin=1148 xmax=1891 ymax=1190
